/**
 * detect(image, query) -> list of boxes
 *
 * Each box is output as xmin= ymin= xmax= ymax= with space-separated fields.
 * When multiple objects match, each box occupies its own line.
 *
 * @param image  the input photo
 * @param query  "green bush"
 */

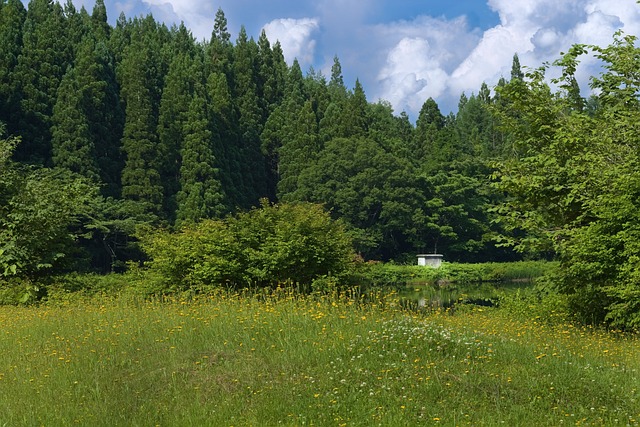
xmin=0 ymin=278 xmax=43 ymax=305
xmin=139 ymin=201 xmax=355 ymax=292
xmin=43 ymin=273 xmax=129 ymax=301
xmin=496 ymin=287 xmax=571 ymax=325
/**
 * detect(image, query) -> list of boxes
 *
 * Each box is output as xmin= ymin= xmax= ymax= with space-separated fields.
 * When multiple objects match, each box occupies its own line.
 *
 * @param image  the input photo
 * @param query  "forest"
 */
xmin=2 ymin=0 xmax=640 ymax=328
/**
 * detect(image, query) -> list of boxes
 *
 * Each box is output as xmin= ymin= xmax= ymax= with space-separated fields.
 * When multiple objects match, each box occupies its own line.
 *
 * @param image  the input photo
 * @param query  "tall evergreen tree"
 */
xmin=0 ymin=0 xmax=26 ymax=129
xmin=510 ymin=53 xmax=524 ymax=81
xmin=207 ymin=70 xmax=241 ymax=208
xmin=277 ymin=100 xmax=320 ymax=201
xmin=157 ymin=37 xmax=200 ymax=219
xmin=109 ymin=12 xmax=130 ymax=66
xmin=207 ymin=7 xmax=233 ymax=78
xmin=342 ymin=79 xmax=370 ymax=138
xmin=52 ymin=34 xmax=123 ymax=196
xmin=117 ymin=16 xmax=165 ymax=216
xmin=63 ymin=0 xmax=90 ymax=57
xmin=13 ymin=0 xmax=72 ymax=163
xmin=257 ymin=30 xmax=282 ymax=117
xmin=175 ymin=90 xmax=226 ymax=225
xmin=91 ymin=0 xmax=110 ymax=42
xmin=328 ymin=55 xmax=347 ymax=101
xmin=51 ymin=65 xmax=100 ymax=181
xmin=412 ymin=97 xmax=445 ymax=168
xmin=261 ymin=59 xmax=307 ymax=199
xmin=304 ymin=66 xmax=330 ymax=124
xmin=233 ymin=26 xmax=268 ymax=206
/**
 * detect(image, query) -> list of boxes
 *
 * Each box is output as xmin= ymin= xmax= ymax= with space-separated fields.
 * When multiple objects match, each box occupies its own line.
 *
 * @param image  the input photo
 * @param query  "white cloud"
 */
xmin=372 ymin=15 xmax=480 ymax=114
xmin=138 ymin=0 xmax=215 ymax=40
xmin=378 ymin=37 xmax=449 ymax=113
xmin=262 ymin=18 xmax=320 ymax=66
xmin=142 ymin=0 xmax=203 ymax=15
xmin=373 ymin=0 xmax=640 ymax=117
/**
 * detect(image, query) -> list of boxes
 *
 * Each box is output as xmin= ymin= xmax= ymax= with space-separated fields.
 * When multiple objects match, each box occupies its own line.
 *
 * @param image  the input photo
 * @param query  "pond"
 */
xmin=397 ymin=280 xmax=533 ymax=311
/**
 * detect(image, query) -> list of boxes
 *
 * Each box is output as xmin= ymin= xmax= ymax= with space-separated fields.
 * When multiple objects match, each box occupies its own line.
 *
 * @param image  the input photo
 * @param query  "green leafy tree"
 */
xmin=140 ymin=201 xmax=354 ymax=290
xmin=419 ymin=164 xmax=492 ymax=260
xmin=493 ymin=32 xmax=640 ymax=328
xmin=0 ymin=132 xmax=100 ymax=279
xmin=297 ymin=137 xmax=425 ymax=259
xmin=229 ymin=201 xmax=354 ymax=287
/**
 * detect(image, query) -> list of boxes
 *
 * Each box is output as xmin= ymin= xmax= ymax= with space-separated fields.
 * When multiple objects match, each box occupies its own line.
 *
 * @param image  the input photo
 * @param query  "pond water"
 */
xmin=397 ymin=280 xmax=533 ymax=311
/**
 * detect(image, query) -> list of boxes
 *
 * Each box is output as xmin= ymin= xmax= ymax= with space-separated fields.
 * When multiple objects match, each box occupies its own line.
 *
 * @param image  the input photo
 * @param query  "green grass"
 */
xmin=0 ymin=290 xmax=638 ymax=426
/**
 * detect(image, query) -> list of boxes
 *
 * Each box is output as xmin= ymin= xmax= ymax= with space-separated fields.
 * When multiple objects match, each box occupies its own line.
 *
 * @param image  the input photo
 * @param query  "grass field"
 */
xmin=0 ymin=290 xmax=638 ymax=426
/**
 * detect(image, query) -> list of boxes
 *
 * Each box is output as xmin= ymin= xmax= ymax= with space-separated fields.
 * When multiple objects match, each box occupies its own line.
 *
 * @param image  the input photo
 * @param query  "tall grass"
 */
xmin=0 ymin=290 xmax=637 ymax=426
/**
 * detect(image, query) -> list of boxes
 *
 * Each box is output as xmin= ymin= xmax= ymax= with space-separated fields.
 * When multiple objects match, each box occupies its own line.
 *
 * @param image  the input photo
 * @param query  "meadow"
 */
xmin=0 ymin=289 xmax=638 ymax=426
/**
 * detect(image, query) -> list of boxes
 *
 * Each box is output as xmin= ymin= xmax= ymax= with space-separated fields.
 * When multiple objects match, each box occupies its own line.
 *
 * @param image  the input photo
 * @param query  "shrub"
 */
xmin=139 ymin=201 xmax=355 ymax=292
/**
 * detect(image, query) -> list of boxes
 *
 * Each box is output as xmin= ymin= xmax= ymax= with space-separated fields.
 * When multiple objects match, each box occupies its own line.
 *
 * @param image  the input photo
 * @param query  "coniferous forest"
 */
xmin=0 ymin=0 xmax=516 ymax=265
xmin=3 ymin=0 xmax=640 ymax=327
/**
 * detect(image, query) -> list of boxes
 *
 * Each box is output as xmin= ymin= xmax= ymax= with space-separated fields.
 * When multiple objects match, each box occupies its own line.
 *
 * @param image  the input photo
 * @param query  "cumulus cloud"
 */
xmin=139 ymin=0 xmax=215 ymax=40
xmin=262 ymin=18 xmax=320 ymax=66
xmin=378 ymin=37 xmax=451 ymax=114
xmin=373 ymin=0 xmax=640 ymax=116
xmin=372 ymin=15 xmax=481 ymax=113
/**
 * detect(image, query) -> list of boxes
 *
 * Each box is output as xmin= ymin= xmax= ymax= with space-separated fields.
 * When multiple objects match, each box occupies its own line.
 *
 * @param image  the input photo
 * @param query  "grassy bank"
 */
xmin=0 ymin=290 xmax=637 ymax=426
xmin=360 ymin=260 xmax=556 ymax=287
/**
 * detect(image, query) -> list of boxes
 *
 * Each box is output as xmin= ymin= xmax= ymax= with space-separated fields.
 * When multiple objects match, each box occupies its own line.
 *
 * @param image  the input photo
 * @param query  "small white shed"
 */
xmin=417 ymin=254 xmax=443 ymax=268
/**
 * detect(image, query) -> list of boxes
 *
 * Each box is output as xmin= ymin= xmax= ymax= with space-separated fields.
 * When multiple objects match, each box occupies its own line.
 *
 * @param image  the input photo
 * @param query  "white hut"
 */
xmin=417 ymin=254 xmax=443 ymax=268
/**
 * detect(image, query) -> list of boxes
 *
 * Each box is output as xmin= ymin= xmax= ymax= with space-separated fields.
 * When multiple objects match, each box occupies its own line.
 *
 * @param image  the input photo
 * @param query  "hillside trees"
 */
xmin=0 ymin=2 xmax=526 ymax=278
xmin=51 ymin=33 xmax=123 ymax=196
xmin=175 ymin=89 xmax=226 ymax=225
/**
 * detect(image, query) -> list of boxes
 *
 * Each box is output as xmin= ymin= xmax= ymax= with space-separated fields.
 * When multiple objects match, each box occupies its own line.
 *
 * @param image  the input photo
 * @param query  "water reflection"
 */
xmin=398 ymin=280 xmax=532 ymax=311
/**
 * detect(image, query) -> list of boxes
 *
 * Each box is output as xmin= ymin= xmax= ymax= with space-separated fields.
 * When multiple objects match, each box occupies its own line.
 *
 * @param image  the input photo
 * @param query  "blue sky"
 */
xmin=62 ymin=0 xmax=640 ymax=116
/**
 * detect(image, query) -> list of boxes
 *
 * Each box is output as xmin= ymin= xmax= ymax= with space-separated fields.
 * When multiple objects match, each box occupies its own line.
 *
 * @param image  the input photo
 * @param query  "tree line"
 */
xmin=0 ymin=0 xmax=519 ymax=271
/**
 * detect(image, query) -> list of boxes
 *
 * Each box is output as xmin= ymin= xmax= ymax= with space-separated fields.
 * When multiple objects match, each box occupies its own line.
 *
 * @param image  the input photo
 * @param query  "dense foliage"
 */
xmin=138 ymin=201 xmax=354 ymax=291
xmin=0 ymin=1 xmax=510 ymax=266
xmin=492 ymin=32 xmax=640 ymax=329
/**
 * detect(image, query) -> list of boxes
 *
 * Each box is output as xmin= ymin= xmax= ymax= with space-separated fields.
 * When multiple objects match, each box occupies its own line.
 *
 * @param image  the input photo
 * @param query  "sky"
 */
xmin=62 ymin=0 xmax=640 ymax=117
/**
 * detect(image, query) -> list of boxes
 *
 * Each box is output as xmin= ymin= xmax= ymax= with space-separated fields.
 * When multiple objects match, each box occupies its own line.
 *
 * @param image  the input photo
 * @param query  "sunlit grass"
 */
xmin=0 ymin=290 xmax=638 ymax=426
